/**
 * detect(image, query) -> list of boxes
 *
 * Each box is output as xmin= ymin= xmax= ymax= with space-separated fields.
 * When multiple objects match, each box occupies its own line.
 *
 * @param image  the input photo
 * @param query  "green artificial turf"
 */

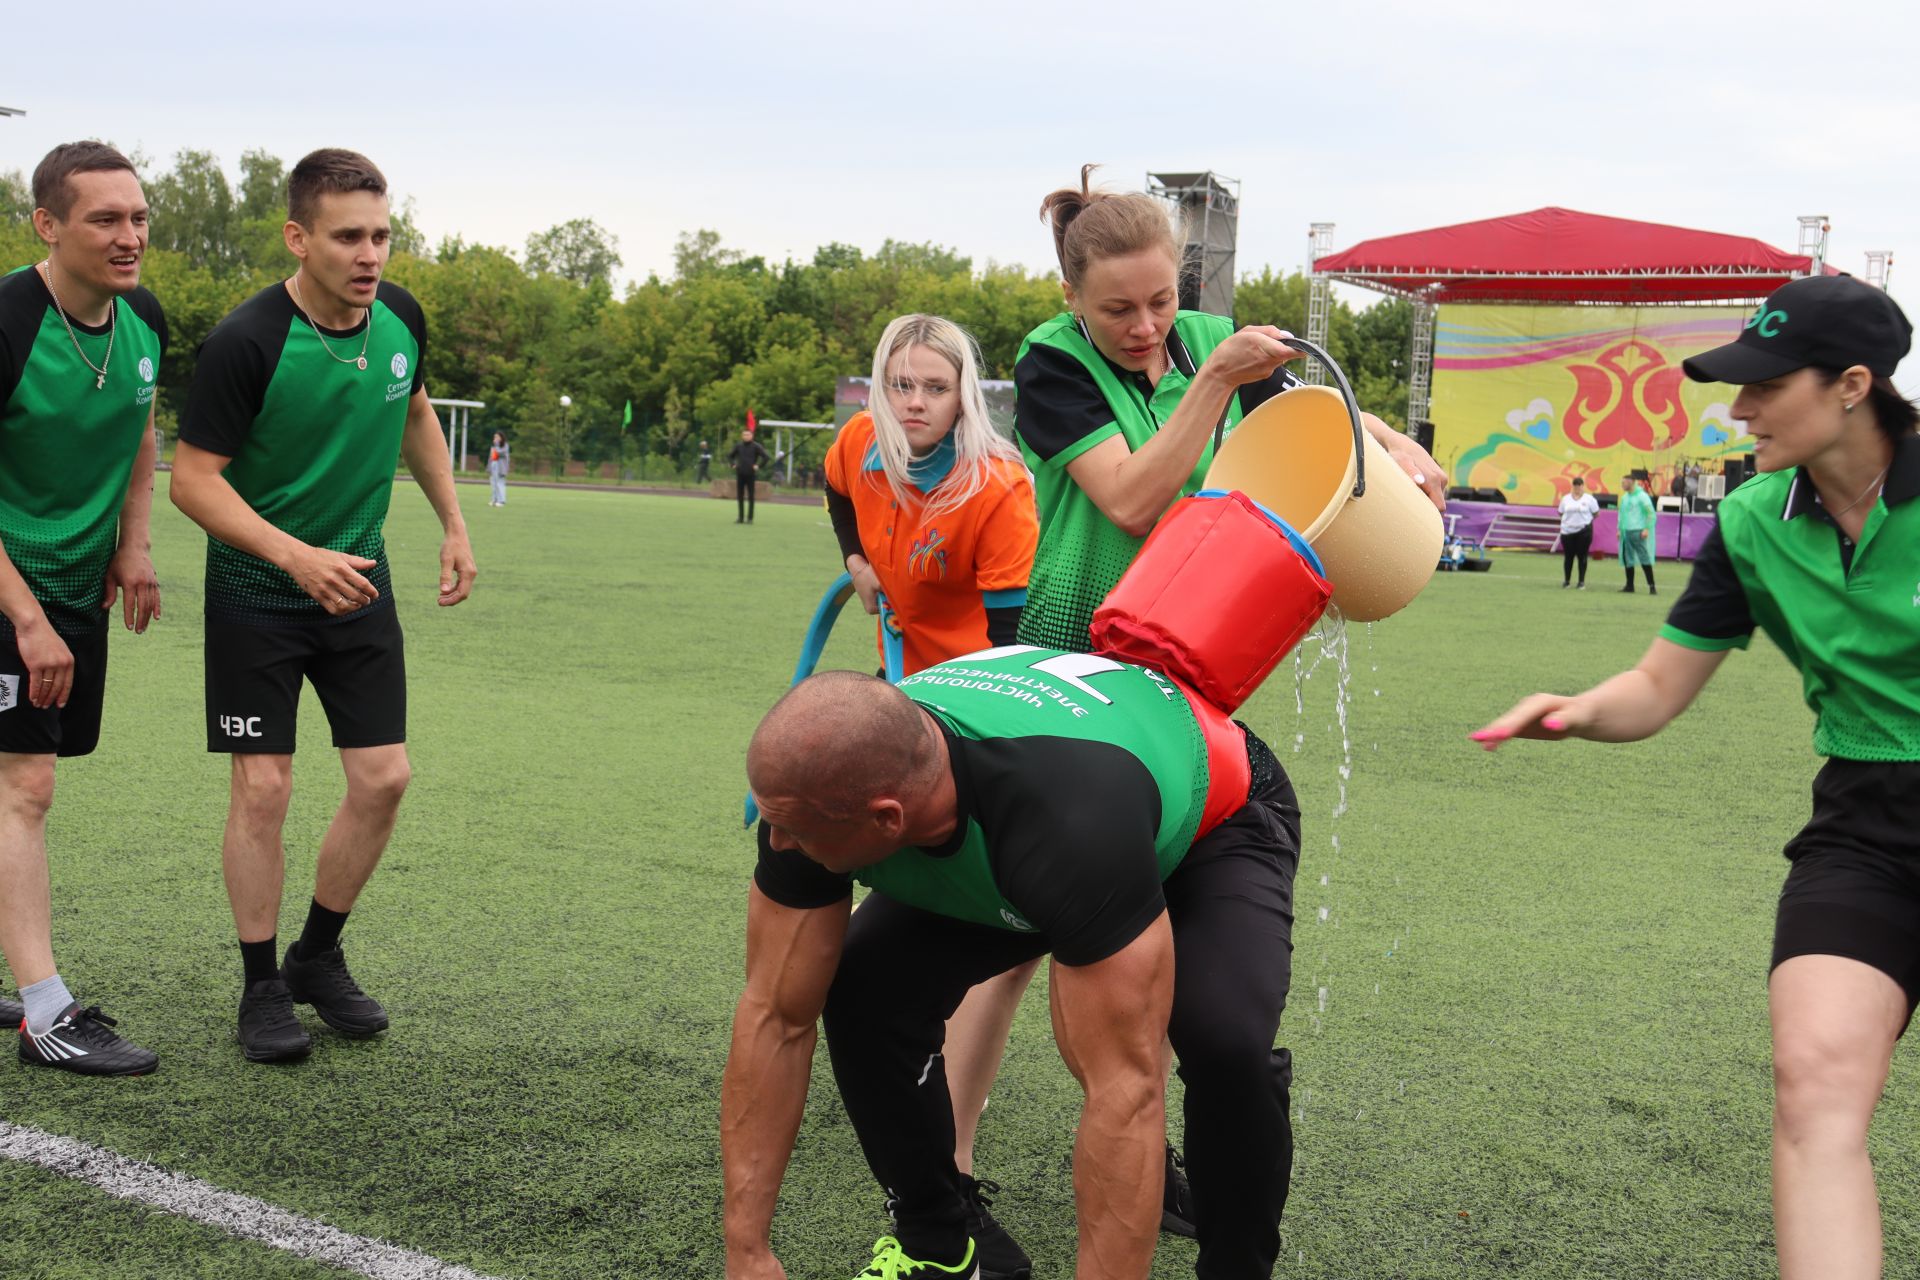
xmin=0 ymin=478 xmax=1910 ymax=1278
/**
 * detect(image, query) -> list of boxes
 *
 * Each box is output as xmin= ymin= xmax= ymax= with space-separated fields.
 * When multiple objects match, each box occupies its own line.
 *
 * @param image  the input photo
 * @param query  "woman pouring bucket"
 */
xmin=1012 ymin=165 xmax=1448 ymax=651
xmin=924 ymin=164 xmax=1448 ymax=1278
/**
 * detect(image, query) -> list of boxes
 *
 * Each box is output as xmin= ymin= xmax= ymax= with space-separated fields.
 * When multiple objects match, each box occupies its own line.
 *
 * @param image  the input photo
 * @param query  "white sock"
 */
xmin=22 ymin=973 xmax=75 ymax=1036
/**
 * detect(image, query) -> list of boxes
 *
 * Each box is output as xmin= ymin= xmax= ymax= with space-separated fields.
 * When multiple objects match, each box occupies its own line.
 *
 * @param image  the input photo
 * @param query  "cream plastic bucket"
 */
xmin=1205 ymin=380 xmax=1441 ymax=622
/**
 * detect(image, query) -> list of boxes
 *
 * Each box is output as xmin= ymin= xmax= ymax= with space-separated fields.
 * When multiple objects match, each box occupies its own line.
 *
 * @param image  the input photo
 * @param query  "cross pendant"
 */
xmin=95 ymin=373 xmax=105 ymax=390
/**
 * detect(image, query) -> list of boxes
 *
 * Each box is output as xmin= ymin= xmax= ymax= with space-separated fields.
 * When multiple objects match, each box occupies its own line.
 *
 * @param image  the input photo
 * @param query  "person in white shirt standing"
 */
xmin=1558 ymin=475 xmax=1600 ymax=589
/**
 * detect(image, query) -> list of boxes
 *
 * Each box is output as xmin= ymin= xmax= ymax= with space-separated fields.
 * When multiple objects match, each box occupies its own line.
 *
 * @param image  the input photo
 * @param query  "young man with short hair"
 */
xmin=0 ymin=141 xmax=166 ymax=1075
xmin=172 ymin=148 xmax=476 ymax=1064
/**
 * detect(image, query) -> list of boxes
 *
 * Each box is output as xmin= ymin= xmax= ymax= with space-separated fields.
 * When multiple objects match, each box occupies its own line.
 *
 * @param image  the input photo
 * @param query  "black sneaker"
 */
xmin=0 ymin=995 xmax=21 ymax=1029
xmin=961 ymin=1176 xmax=1031 ymax=1280
xmin=238 ymin=978 xmax=311 ymax=1063
xmin=282 ymin=943 xmax=388 ymax=1036
xmin=1162 ymin=1143 xmax=1196 ymax=1238
xmin=19 ymin=1002 xmax=157 ymax=1076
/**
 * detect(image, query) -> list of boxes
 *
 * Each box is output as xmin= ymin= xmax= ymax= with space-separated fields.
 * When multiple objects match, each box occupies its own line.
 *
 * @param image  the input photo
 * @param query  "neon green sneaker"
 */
xmin=854 ymin=1235 xmax=978 ymax=1279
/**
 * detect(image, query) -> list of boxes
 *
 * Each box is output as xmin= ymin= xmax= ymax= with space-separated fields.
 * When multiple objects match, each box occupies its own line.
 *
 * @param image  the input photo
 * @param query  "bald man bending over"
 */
xmin=721 ymin=647 xmax=1302 ymax=1280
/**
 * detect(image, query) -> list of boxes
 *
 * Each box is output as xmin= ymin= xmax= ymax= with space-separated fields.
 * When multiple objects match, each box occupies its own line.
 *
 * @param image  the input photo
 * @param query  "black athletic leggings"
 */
xmin=822 ymin=773 xmax=1301 ymax=1280
xmin=735 ymin=473 xmax=755 ymax=520
xmin=1561 ymin=526 xmax=1593 ymax=584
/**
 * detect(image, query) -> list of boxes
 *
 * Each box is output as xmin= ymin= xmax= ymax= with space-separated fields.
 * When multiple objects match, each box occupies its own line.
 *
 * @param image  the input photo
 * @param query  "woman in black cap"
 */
xmin=1474 ymin=273 xmax=1918 ymax=1280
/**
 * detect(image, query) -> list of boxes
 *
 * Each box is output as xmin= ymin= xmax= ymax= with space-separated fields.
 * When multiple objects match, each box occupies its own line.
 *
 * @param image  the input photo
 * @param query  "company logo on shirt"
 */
xmin=391 ymin=352 xmax=408 ymax=380
xmin=908 ymin=529 xmax=948 ymax=580
xmin=0 ymin=675 xmax=16 ymax=713
xmin=138 ymin=357 xmax=154 ymax=383
xmin=999 ymin=908 xmax=1035 ymax=932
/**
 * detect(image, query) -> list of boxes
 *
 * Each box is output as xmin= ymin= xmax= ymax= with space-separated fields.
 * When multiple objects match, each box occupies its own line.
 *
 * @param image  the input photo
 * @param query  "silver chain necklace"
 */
xmin=1824 ymin=464 xmax=1891 ymax=519
xmin=288 ymin=276 xmax=369 ymax=371
xmin=38 ymin=261 xmax=113 ymax=390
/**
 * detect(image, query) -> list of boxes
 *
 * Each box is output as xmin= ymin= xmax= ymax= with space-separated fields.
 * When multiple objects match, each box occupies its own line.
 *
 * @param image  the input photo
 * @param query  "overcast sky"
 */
xmin=7 ymin=0 xmax=1916 ymax=349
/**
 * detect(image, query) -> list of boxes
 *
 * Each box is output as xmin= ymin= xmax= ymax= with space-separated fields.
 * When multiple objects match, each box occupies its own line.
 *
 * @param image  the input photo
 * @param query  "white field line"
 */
xmin=0 ymin=1121 xmax=508 ymax=1280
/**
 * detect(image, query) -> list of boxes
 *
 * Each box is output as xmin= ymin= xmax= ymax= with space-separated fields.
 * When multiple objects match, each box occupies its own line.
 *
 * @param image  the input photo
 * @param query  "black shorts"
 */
xmin=205 ymin=605 xmax=407 ymax=754
xmin=1772 ymin=758 xmax=1920 ymax=1010
xmin=0 ymin=625 xmax=109 ymax=758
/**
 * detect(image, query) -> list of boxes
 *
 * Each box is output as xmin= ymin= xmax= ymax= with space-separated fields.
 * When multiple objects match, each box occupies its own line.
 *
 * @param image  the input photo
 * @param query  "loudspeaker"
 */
xmin=1410 ymin=420 xmax=1436 ymax=453
xmin=1472 ymin=487 xmax=1508 ymax=504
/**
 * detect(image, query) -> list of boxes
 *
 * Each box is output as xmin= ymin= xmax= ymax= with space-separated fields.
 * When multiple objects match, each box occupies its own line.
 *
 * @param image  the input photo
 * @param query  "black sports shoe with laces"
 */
xmin=1162 ymin=1143 xmax=1196 ymax=1238
xmin=0 ymin=995 xmax=22 ymax=1029
xmin=238 ymin=978 xmax=312 ymax=1063
xmin=961 ymin=1176 xmax=1031 ymax=1280
xmin=282 ymin=943 xmax=388 ymax=1036
xmin=19 ymin=1002 xmax=157 ymax=1076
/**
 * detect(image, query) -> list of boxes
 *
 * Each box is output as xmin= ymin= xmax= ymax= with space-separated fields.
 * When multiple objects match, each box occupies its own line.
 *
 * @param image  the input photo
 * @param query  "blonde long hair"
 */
xmin=867 ymin=314 xmax=1022 ymax=517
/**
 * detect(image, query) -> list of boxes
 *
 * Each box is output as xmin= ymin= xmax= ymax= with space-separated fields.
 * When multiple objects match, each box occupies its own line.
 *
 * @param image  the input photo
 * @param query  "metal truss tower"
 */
xmin=1865 ymin=249 xmax=1894 ymax=290
xmin=1797 ymin=215 xmax=1831 ymax=276
xmin=1304 ymin=223 xmax=1336 ymax=386
xmin=1407 ymin=287 xmax=1439 ymax=431
xmin=1146 ymin=171 xmax=1242 ymax=317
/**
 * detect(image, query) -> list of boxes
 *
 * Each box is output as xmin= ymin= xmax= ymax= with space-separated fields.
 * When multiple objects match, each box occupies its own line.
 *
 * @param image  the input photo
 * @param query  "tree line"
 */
xmin=1 ymin=149 xmax=1414 ymax=479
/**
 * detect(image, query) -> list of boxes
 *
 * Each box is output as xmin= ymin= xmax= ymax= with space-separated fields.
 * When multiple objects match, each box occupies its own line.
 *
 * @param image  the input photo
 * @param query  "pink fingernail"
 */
xmin=1543 ymin=717 xmax=1565 ymax=730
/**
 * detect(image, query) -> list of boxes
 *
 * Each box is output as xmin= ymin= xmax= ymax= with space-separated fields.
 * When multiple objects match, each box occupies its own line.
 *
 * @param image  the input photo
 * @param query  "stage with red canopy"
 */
xmin=1312 ymin=206 xmax=1829 ymax=306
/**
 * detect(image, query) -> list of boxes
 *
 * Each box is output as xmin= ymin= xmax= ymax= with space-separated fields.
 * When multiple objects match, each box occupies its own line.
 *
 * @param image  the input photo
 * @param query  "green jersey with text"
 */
xmin=181 ymin=280 xmax=426 ymax=625
xmin=0 ymin=267 xmax=166 ymax=636
xmin=855 ymin=645 xmax=1218 ymax=931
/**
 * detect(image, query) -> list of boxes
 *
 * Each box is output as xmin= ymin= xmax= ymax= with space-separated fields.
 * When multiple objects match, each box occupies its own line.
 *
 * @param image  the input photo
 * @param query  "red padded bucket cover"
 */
xmin=1091 ymin=491 xmax=1331 ymax=715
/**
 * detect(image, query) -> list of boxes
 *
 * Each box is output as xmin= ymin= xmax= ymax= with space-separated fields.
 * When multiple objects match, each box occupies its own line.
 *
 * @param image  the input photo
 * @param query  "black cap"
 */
xmin=1682 ymin=274 xmax=1912 ymax=385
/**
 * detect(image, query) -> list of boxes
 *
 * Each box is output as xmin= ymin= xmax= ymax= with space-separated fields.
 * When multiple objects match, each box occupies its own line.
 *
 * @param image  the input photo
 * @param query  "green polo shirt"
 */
xmin=0 ymin=268 xmax=168 ymax=638
xmin=180 ymin=280 xmax=427 ymax=626
xmin=1661 ymin=431 xmax=1920 ymax=760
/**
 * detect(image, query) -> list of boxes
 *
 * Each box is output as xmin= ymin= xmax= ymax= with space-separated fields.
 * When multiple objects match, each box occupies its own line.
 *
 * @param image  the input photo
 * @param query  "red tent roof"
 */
xmin=1313 ymin=206 xmax=1826 ymax=304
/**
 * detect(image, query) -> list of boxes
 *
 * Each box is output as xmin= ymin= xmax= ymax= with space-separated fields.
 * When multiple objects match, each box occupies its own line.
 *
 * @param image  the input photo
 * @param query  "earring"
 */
xmin=1845 ymin=402 xmax=1855 ymax=413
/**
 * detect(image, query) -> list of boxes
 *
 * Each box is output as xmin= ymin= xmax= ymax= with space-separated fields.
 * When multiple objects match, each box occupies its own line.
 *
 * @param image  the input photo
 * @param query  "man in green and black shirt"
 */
xmin=0 ymin=143 xmax=165 ymax=1076
xmin=172 ymin=149 xmax=476 ymax=1065
xmin=724 ymin=648 xmax=1301 ymax=1280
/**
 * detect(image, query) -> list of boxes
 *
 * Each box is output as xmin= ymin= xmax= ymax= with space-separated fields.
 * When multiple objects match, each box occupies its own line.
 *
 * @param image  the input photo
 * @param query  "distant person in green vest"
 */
xmin=725 ymin=651 xmax=1300 ymax=1280
xmin=171 ymin=148 xmax=477 ymax=1065
xmin=1011 ymin=163 xmax=1445 ymax=653
xmin=1474 ymin=275 xmax=1916 ymax=1280
xmin=0 ymin=141 xmax=166 ymax=1076
xmin=1616 ymin=474 xmax=1656 ymax=593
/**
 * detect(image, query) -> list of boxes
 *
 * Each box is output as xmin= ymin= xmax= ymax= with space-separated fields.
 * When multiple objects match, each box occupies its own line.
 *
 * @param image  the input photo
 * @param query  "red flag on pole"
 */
xmin=746 ymin=408 xmax=757 ymax=437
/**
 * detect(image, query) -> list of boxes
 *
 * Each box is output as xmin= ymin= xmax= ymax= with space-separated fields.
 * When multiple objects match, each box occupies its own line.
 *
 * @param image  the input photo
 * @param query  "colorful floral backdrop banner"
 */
xmin=1431 ymin=305 xmax=1755 ymax=505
